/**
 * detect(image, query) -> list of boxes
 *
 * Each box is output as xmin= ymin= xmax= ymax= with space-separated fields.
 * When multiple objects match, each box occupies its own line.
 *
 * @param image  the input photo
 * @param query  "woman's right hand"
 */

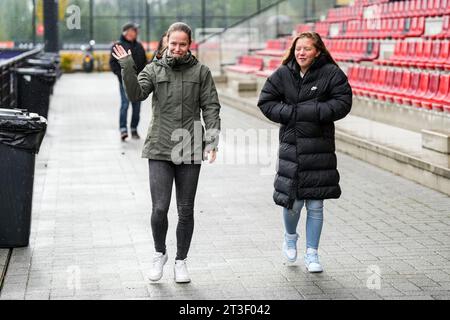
xmin=112 ymin=44 xmax=131 ymax=60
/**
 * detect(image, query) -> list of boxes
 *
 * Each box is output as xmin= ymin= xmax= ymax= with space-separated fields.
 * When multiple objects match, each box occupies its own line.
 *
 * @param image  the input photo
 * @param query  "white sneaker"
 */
xmin=148 ymin=251 xmax=168 ymax=281
xmin=304 ymin=248 xmax=323 ymax=273
xmin=174 ymin=259 xmax=191 ymax=283
xmin=283 ymin=233 xmax=299 ymax=263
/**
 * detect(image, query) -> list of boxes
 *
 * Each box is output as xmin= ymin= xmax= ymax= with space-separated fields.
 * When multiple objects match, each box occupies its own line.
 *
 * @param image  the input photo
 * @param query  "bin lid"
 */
xmin=0 ymin=108 xmax=23 ymax=115
xmin=15 ymin=67 xmax=57 ymax=77
xmin=37 ymin=54 xmax=60 ymax=63
xmin=26 ymin=58 xmax=55 ymax=66
xmin=0 ymin=108 xmax=47 ymax=153
xmin=0 ymin=108 xmax=42 ymax=121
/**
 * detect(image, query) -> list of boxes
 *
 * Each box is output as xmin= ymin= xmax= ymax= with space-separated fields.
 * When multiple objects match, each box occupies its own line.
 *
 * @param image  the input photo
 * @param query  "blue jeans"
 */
xmin=283 ymin=199 xmax=324 ymax=249
xmin=119 ymin=82 xmax=141 ymax=133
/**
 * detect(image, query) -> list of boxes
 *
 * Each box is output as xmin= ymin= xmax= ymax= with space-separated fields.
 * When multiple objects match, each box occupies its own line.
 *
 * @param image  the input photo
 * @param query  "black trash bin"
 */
xmin=15 ymin=68 xmax=57 ymax=119
xmin=0 ymin=108 xmax=47 ymax=248
xmin=36 ymin=53 xmax=61 ymax=78
xmin=27 ymin=55 xmax=61 ymax=75
xmin=25 ymin=58 xmax=60 ymax=94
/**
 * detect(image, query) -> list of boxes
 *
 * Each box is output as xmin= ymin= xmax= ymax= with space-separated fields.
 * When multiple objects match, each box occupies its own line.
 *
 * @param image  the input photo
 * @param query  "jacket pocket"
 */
xmin=182 ymin=78 xmax=200 ymax=106
xmin=182 ymin=79 xmax=200 ymax=117
xmin=155 ymin=74 xmax=171 ymax=103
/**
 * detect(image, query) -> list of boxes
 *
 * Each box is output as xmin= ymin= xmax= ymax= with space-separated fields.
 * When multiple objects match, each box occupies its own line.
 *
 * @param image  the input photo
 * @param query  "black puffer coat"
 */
xmin=258 ymin=54 xmax=352 ymax=209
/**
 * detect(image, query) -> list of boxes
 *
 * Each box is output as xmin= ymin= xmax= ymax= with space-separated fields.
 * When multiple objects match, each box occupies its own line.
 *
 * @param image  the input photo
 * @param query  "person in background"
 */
xmin=258 ymin=32 xmax=352 ymax=273
xmin=153 ymin=32 xmax=168 ymax=61
xmin=109 ymin=22 xmax=148 ymax=141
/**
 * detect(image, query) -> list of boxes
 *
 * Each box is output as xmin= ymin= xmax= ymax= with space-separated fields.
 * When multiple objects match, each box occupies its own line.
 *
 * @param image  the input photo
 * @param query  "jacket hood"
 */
xmin=157 ymin=50 xmax=198 ymax=70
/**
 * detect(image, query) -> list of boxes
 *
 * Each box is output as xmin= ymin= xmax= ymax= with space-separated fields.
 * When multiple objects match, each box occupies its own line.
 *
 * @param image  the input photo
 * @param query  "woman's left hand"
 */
xmin=205 ymin=150 xmax=217 ymax=163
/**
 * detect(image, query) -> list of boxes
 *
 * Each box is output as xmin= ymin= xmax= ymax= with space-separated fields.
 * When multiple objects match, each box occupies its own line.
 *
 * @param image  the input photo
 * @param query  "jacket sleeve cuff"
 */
xmin=118 ymin=55 xmax=135 ymax=70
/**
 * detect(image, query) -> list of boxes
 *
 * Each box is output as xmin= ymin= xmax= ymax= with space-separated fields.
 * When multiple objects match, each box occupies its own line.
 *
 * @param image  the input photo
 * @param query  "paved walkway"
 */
xmin=0 ymin=73 xmax=449 ymax=300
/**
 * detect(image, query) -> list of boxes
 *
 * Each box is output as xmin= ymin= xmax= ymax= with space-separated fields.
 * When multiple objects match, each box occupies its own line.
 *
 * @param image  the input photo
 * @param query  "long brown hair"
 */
xmin=282 ymin=31 xmax=337 ymax=66
xmin=155 ymin=32 xmax=168 ymax=59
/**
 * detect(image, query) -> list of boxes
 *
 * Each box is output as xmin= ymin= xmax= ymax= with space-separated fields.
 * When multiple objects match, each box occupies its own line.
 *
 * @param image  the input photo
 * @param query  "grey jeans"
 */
xmin=148 ymin=159 xmax=201 ymax=260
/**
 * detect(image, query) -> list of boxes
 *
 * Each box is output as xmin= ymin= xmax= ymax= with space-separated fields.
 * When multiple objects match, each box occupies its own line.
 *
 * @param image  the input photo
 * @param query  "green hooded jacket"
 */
xmin=118 ymin=51 xmax=221 ymax=164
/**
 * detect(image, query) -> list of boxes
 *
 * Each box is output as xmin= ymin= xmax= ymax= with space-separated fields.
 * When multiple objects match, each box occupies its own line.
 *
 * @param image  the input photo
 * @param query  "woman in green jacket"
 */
xmin=112 ymin=22 xmax=221 ymax=283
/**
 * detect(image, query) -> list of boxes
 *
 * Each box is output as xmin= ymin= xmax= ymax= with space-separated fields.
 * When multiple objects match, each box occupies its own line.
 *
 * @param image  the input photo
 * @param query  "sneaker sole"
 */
xmin=148 ymin=274 xmax=163 ymax=281
xmin=284 ymin=255 xmax=297 ymax=264
xmin=282 ymin=244 xmax=297 ymax=264
xmin=174 ymin=269 xmax=191 ymax=283
xmin=283 ymin=260 xmax=297 ymax=267
xmin=304 ymin=262 xmax=323 ymax=273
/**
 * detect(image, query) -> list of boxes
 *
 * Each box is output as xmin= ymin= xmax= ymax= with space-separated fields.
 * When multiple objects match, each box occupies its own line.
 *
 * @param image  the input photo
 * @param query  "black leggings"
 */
xmin=148 ymin=159 xmax=201 ymax=260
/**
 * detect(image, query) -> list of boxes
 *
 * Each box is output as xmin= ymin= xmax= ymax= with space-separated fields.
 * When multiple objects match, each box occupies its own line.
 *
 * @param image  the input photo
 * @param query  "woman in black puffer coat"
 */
xmin=258 ymin=32 xmax=352 ymax=272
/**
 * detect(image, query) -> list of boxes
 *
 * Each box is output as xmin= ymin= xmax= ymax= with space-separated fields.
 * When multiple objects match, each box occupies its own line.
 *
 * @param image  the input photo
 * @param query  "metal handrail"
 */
xmin=0 ymin=47 xmax=42 ymax=68
xmin=196 ymin=0 xmax=287 ymax=46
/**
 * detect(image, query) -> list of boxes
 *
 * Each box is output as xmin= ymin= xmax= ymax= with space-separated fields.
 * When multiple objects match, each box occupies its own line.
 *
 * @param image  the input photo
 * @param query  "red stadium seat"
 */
xmin=370 ymin=68 xmax=386 ymax=99
xmin=380 ymin=2 xmax=388 ymax=18
xmin=392 ymin=18 xmax=406 ymax=38
xmin=255 ymin=58 xmax=282 ymax=78
xmin=384 ymin=19 xmax=394 ymax=38
xmin=421 ymin=73 xmax=440 ymax=109
xmin=377 ymin=68 xmax=395 ymax=100
xmin=358 ymin=66 xmax=370 ymax=95
xmin=410 ymin=73 xmax=430 ymax=107
xmin=425 ymin=41 xmax=443 ymax=68
xmin=427 ymin=74 xmax=449 ymax=111
xmin=347 ymin=65 xmax=359 ymax=91
xmin=393 ymin=70 xmax=412 ymax=104
xmin=366 ymin=41 xmax=380 ymax=60
xmin=255 ymin=39 xmax=289 ymax=57
xmin=431 ymin=74 xmax=450 ymax=111
xmin=419 ymin=0 xmax=429 ymax=16
xmin=399 ymin=18 xmax=407 ymax=38
xmin=367 ymin=68 xmax=381 ymax=97
xmin=436 ymin=40 xmax=450 ymax=67
xmin=400 ymin=0 xmax=412 ymax=18
xmin=386 ymin=1 xmax=395 ymax=19
xmin=402 ymin=72 xmax=421 ymax=105
xmin=396 ymin=41 xmax=418 ymax=67
xmin=356 ymin=67 xmax=377 ymax=97
xmin=394 ymin=1 xmax=405 ymax=18
xmin=445 ymin=0 xmax=450 ymax=15
xmin=414 ymin=40 xmax=433 ymax=68
xmin=225 ymin=56 xmax=264 ymax=74
xmin=446 ymin=45 xmax=450 ymax=70
xmin=408 ymin=16 xmax=425 ymax=37
xmin=428 ymin=0 xmax=443 ymax=16
xmin=410 ymin=0 xmax=423 ymax=17
xmin=385 ymin=70 xmax=404 ymax=102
